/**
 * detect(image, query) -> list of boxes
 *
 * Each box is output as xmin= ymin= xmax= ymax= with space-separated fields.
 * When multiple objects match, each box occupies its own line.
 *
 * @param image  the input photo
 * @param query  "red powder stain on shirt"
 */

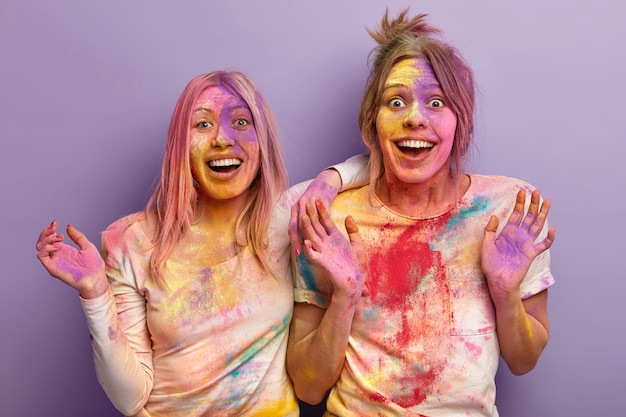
xmin=364 ymin=217 xmax=453 ymax=408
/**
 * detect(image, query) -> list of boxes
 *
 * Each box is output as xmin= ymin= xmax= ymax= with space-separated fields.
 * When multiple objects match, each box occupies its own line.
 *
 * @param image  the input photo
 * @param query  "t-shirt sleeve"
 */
xmin=292 ymin=254 xmax=331 ymax=309
xmin=331 ymin=153 xmax=370 ymax=192
xmin=519 ymin=219 xmax=555 ymax=299
xmin=81 ymin=217 xmax=154 ymax=415
xmin=495 ymin=178 xmax=556 ymax=299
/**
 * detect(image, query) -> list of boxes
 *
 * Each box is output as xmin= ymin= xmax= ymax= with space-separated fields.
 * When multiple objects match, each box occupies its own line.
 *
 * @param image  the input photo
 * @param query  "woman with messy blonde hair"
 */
xmin=35 ymin=69 xmax=367 ymax=416
xmin=288 ymin=10 xmax=555 ymax=417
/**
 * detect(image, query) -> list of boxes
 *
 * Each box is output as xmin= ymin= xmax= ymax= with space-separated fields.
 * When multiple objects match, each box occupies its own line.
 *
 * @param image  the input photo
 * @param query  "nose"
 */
xmin=402 ymin=103 xmax=427 ymax=129
xmin=211 ymin=125 xmax=235 ymax=148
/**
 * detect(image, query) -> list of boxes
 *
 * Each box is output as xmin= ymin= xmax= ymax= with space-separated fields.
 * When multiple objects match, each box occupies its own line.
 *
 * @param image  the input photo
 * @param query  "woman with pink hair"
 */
xmin=35 ymin=70 xmax=366 ymax=417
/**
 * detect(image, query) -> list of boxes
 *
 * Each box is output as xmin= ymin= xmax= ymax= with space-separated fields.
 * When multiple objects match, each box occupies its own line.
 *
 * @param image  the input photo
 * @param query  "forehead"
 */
xmin=385 ymin=57 xmax=438 ymax=88
xmin=193 ymin=85 xmax=249 ymax=112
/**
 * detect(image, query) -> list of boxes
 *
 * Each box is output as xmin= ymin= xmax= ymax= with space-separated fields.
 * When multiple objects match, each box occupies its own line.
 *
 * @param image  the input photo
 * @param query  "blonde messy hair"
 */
xmin=359 ymin=9 xmax=475 ymax=183
xmin=147 ymin=70 xmax=287 ymax=285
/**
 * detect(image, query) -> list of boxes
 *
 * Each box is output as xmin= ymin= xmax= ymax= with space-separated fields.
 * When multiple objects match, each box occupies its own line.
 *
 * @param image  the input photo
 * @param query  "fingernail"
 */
xmin=294 ymin=247 xmax=301 ymax=256
xmin=48 ymin=221 xmax=55 ymax=230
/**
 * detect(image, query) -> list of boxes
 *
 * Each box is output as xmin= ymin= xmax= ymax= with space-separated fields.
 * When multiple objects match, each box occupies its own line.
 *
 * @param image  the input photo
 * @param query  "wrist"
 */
xmin=332 ymin=284 xmax=364 ymax=308
xmin=490 ymin=288 xmax=522 ymax=313
xmin=320 ymin=168 xmax=342 ymax=192
xmin=79 ymin=275 xmax=110 ymax=299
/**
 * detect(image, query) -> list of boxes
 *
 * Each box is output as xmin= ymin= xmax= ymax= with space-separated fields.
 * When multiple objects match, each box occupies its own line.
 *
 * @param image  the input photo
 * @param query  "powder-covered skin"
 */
xmin=81 ymin=183 xmax=305 ymax=417
xmin=294 ymin=174 xmax=554 ymax=417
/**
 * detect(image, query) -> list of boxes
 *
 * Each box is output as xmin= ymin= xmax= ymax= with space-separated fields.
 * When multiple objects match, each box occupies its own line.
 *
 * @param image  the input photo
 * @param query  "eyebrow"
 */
xmin=193 ymin=104 xmax=250 ymax=114
xmin=383 ymin=81 xmax=442 ymax=91
xmin=383 ymin=81 xmax=406 ymax=90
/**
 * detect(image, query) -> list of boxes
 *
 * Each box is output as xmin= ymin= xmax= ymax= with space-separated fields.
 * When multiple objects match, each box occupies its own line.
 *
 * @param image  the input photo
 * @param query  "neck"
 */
xmin=376 ymin=171 xmax=467 ymax=218
xmin=194 ymin=193 xmax=248 ymax=231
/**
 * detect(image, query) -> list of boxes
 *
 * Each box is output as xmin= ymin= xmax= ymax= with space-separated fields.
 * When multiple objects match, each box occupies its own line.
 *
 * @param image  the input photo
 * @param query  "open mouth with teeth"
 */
xmin=208 ymin=158 xmax=242 ymax=173
xmin=396 ymin=139 xmax=434 ymax=157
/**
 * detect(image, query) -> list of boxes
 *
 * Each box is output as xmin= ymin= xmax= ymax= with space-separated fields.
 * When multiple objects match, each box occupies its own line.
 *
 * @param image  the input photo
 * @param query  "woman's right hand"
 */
xmin=36 ymin=221 xmax=109 ymax=299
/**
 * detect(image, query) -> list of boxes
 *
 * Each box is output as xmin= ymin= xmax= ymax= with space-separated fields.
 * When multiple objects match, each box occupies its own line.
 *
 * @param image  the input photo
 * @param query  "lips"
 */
xmin=207 ymin=158 xmax=242 ymax=172
xmin=395 ymin=139 xmax=434 ymax=157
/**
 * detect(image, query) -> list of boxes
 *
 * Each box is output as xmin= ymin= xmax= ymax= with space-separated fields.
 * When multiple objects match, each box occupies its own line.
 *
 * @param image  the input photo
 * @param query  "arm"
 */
xmin=289 ymin=154 xmax=369 ymax=253
xmin=36 ymin=221 xmax=154 ymax=414
xmin=481 ymin=189 xmax=556 ymax=375
xmin=287 ymin=201 xmax=367 ymax=404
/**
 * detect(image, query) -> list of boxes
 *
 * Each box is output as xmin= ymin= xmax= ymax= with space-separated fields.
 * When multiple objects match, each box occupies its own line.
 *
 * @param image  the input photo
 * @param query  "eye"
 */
xmin=428 ymin=98 xmax=445 ymax=108
xmin=388 ymin=98 xmax=406 ymax=108
xmin=196 ymin=121 xmax=212 ymax=128
xmin=234 ymin=118 xmax=250 ymax=128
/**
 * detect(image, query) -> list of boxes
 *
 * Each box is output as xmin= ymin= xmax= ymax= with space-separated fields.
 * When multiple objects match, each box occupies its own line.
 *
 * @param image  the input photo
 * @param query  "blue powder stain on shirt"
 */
xmin=447 ymin=196 xmax=490 ymax=230
xmin=227 ymin=312 xmax=292 ymax=378
xmin=296 ymin=253 xmax=318 ymax=292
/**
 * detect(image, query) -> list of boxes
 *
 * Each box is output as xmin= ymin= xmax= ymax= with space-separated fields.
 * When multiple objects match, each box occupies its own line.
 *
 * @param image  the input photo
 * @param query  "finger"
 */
xmin=534 ymin=226 xmax=556 ymax=254
xmin=66 ymin=225 xmax=95 ymax=251
xmin=506 ymin=189 xmax=526 ymax=227
xmin=35 ymin=220 xmax=58 ymax=251
xmin=345 ymin=215 xmax=362 ymax=246
xmin=529 ymin=198 xmax=551 ymax=237
xmin=300 ymin=212 xmax=323 ymax=251
xmin=36 ymin=231 xmax=63 ymax=253
xmin=302 ymin=238 xmax=322 ymax=262
xmin=36 ymin=241 xmax=61 ymax=260
xmin=345 ymin=215 xmax=368 ymax=283
xmin=305 ymin=201 xmax=327 ymax=238
xmin=289 ymin=204 xmax=302 ymax=253
xmin=521 ymin=189 xmax=541 ymax=230
xmin=315 ymin=200 xmax=339 ymax=236
xmin=483 ymin=215 xmax=499 ymax=241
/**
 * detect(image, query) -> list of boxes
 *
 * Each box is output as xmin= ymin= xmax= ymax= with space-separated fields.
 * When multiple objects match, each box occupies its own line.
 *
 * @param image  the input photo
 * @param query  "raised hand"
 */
xmin=481 ymin=189 xmax=556 ymax=304
xmin=289 ymin=169 xmax=342 ymax=255
xmin=35 ymin=221 xmax=109 ymax=299
xmin=297 ymin=200 xmax=367 ymax=302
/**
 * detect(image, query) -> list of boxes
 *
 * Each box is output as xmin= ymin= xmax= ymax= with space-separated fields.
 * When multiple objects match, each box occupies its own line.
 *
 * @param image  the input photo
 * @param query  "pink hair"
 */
xmin=146 ymin=70 xmax=288 ymax=285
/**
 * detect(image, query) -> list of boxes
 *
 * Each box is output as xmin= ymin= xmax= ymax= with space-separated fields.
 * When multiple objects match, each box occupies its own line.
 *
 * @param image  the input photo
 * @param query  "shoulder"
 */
xmin=468 ymin=174 xmax=539 ymax=201
xmin=101 ymin=211 xmax=155 ymax=254
xmin=334 ymin=185 xmax=370 ymax=206
xmin=469 ymin=174 xmax=536 ymax=190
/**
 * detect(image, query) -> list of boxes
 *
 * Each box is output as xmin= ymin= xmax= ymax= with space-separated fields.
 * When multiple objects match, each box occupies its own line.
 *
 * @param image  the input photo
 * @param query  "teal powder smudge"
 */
xmin=227 ymin=312 xmax=291 ymax=378
xmin=447 ymin=196 xmax=490 ymax=230
xmin=362 ymin=306 xmax=380 ymax=321
xmin=296 ymin=253 xmax=319 ymax=292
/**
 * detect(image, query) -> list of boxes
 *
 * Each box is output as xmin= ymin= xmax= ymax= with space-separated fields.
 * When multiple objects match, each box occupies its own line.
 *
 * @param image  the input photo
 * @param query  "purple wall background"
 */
xmin=1 ymin=1 xmax=624 ymax=416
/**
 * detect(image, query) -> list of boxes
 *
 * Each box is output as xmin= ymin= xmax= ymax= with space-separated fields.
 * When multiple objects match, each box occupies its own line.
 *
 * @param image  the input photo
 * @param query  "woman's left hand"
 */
xmin=481 ymin=189 xmax=556 ymax=304
xmin=289 ymin=169 xmax=342 ymax=255
xmin=297 ymin=200 xmax=367 ymax=302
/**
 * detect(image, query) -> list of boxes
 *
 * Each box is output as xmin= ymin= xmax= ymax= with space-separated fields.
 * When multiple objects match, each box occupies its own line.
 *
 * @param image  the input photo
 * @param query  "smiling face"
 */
xmin=189 ymin=85 xmax=260 ymax=206
xmin=376 ymin=57 xmax=457 ymax=188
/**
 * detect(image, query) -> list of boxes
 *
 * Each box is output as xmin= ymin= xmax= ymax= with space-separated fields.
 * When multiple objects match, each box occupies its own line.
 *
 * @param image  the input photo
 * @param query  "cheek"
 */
xmin=241 ymin=134 xmax=260 ymax=156
xmin=376 ymin=111 xmax=396 ymax=139
xmin=189 ymin=134 xmax=208 ymax=156
xmin=434 ymin=111 xmax=457 ymax=137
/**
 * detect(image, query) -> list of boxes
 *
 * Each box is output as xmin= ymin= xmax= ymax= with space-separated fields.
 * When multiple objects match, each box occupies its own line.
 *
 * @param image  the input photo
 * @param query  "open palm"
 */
xmin=481 ymin=189 xmax=555 ymax=298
